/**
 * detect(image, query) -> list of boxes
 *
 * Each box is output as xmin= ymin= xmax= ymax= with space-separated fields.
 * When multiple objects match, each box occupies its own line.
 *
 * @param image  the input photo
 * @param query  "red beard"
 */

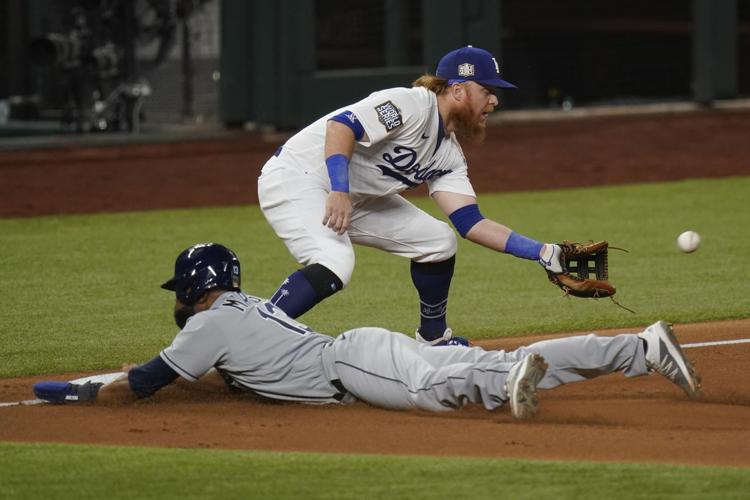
xmin=453 ymin=105 xmax=487 ymax=145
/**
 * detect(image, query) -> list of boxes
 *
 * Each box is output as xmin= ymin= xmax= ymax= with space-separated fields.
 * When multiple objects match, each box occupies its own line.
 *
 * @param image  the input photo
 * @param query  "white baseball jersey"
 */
xmin=274 ymin=86 xmax=477 ymax=198
xmin=257 ymin=86 xmax=476 ymax=281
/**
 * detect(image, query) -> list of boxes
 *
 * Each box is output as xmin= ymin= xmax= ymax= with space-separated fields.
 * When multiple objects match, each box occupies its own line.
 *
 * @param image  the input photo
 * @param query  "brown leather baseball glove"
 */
xmin=540 ymin=240 xmax=616 ymax=298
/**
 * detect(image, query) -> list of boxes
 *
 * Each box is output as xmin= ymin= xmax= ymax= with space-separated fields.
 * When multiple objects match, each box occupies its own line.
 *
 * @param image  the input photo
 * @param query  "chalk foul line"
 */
xmin=0 ymin=399 xmax=46 ymax=408
xmin=681 ymin=338 xmax=750 ymax=349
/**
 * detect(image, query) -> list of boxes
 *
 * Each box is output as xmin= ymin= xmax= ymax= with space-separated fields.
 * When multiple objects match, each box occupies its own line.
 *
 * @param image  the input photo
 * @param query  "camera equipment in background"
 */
xmin=28 ymin=0 xmax=211 ymax=133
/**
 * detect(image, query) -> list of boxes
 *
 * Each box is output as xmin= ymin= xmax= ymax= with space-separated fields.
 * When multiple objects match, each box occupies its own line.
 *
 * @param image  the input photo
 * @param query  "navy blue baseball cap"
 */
xmin=436 ymin=45 xmax=517 ymax=89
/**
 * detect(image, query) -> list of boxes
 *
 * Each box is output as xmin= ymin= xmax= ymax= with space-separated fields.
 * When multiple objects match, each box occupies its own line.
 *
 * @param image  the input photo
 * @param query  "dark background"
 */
xmin=0 ymin=0 xmax=748 ymax=133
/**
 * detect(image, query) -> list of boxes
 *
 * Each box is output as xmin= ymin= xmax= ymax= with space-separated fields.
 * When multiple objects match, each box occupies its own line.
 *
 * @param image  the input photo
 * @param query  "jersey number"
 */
xmin=257 ymin=302 xmax=314 ymax=335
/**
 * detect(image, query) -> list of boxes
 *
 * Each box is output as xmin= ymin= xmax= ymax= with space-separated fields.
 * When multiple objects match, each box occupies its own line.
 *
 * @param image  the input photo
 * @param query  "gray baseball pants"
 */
xmin=324 ymin=327 xmax=648 ymax=412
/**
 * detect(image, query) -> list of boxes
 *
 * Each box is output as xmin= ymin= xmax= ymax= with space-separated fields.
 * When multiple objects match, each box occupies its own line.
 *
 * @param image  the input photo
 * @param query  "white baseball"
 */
xmin=677 ymin=230 xmax=700 ymax=253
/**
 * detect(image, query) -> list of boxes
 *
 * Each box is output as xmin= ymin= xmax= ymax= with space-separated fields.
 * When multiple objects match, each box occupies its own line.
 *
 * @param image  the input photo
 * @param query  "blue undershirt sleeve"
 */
xmin=325 ymin=154 xmax=350 ymax=192
xmin=505 ymin=231 xmax=544 ymax=260
xmin=128 ymin=354 xmax=180 ymax=398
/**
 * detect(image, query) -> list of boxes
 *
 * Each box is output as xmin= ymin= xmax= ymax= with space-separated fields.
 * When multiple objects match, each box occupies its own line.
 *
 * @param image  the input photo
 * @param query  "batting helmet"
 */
xmin=161 ymin=243 xmax=241 ymax=305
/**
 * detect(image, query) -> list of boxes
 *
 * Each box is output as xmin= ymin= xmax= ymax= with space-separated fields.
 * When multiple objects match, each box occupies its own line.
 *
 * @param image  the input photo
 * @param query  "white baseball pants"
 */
xmin=258 ymin=159 xmax=456 ymax=286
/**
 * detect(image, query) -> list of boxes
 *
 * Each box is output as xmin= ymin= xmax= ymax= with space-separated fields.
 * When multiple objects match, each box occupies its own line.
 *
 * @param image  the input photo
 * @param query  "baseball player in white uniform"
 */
xmin=257 ymin=46 xmax=566 ymax=346
xmin=33 ymin=243 xmax=701 ymax=420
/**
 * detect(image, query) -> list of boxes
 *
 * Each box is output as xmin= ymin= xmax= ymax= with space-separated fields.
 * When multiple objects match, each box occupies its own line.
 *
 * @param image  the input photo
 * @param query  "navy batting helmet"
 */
xmin=161 ymin=243 xmax=241 ymax=305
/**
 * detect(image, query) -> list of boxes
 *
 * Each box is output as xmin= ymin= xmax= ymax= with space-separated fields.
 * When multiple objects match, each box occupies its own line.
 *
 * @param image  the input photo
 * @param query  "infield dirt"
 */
xmin=1 ymin=109 xmax=749 ymax=466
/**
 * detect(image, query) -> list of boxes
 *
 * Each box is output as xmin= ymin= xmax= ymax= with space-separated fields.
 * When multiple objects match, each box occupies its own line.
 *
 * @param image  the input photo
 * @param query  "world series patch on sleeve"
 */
xmin=374 ymin=101 xmax=403 ymax=131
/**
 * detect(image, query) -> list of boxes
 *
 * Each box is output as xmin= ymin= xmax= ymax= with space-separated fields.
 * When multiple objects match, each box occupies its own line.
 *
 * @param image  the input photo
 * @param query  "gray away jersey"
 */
xmin=160 ymin=291 xmax=341 ymax=403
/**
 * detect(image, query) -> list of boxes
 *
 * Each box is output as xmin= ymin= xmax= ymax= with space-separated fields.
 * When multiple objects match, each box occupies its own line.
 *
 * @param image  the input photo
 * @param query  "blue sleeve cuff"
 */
xmin=505 ymin=231 xmax=544 ymax=260
xmin=325 ymin=154 xmax=350 ymax=192
xmin=128 ymin=355 xmax=180 ymax=398
xmin=448 ymin=204 xmax=485 ymax=238
xmin=329 ymin=110 xmax=365 ymax=141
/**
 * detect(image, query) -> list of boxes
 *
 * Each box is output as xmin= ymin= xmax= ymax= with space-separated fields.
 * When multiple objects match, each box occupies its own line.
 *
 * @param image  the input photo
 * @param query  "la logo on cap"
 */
xmin=457 ymin=63 xmax=475 ymax=77
xmin=491 ymin=57 xmax=500 ymax=75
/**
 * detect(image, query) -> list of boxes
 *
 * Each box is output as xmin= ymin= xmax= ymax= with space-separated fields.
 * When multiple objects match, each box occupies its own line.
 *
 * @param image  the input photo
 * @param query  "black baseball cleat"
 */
xmin=33 ymin=380 xmax=103 ymax=403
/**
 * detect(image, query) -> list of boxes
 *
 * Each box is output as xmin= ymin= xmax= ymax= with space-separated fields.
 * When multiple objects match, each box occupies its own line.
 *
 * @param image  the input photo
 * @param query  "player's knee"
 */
xmin=423 ymin=222 xmax=457 ymax=262
xmin=442 ymin=224 xmax=458 ymax=257
xmin=315 ymin=253 xmax=355 ymax=287
xmin=300 ymin=263 xmax=346 ymax=298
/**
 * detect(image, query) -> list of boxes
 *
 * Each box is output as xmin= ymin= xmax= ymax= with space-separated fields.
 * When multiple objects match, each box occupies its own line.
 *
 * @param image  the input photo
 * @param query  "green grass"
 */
xmin=1 ymin=177 xmax=749 ymax=498
xmin=1 ymin=442 xmax=749 ymax=500
xmin=1 ymin=177 xmax=748 ymax=378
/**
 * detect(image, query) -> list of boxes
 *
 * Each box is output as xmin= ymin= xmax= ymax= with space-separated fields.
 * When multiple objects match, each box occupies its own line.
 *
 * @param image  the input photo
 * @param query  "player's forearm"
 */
xmin=136 ymin=357 xmax=179 ymax=395
xmin=96 ymin=364 xmax=227 ymax=403
xmin=436 ymin=193 xmax=548 ymax=260
xmin=465 ymin=218 xmax=512 ymax=251
xmin=467 ymin=219 xmax=549 ymax=260
xmin=323 ymin=121 xmax=356 ymax=194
